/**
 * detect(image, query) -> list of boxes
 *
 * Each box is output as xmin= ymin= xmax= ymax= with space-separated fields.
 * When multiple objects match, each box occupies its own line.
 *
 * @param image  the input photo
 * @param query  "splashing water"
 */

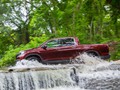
xmin=0 ymin=53 xmax=120 ymax=90
xmin=73 ymin=53 xmax=107 ymax=65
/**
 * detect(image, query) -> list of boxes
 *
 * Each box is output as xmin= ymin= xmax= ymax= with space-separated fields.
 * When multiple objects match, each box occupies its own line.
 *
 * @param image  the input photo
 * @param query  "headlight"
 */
xmin=16 ymin=51 xmax=25 ymax=57
xmin=20 ymin=51 xmax=25 ymax=55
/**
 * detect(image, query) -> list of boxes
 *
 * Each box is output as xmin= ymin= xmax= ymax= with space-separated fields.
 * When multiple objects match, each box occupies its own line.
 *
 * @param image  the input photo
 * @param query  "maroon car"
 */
xmin=16 ymin=37 xmax=110 ymax=64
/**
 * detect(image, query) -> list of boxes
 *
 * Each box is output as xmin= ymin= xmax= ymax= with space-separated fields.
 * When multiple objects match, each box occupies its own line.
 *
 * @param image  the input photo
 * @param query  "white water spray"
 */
xmin=0 ymin=53 xmax=120 ymax=90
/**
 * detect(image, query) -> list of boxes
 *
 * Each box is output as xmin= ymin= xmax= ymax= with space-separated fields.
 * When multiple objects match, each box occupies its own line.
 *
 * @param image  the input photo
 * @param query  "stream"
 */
xmin=0 ymin=54 xmax=120 ymax=90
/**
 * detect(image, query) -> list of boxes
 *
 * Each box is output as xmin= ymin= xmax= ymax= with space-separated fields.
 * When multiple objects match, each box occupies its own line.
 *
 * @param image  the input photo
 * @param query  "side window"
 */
xmin=64 ymin=38 xmax=75 ymax=46
xmin=46 ymin=39 xmax=60 ymax=48
xmin=45 ymin=38 xmax=75 ymax=48
xmin=59 ymin=38 xmax=75 ymax=46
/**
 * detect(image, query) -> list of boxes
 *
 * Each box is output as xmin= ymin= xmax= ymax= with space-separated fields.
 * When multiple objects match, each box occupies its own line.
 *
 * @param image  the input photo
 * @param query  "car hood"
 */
xmin=24 ymin=47 xmax=43 ymax=53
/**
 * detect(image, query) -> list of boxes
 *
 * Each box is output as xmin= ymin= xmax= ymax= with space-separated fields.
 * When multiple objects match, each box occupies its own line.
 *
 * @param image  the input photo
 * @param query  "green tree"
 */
xmin=1 ymin=0 xmax=38 ymax=44
xmin=106 ymin=0 xmax=120 ymax=38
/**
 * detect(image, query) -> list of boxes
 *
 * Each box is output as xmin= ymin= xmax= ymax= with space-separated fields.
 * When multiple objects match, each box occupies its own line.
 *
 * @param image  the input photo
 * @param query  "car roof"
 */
xmin=52 ymin=37 xmax=76 ymax=40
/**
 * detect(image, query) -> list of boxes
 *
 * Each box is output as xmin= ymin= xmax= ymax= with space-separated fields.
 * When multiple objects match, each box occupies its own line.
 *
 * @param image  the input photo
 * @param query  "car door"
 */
xmin=56 ymin=38 xmax=78 ymax=60
xmin=40 ymin=38 xmax=79 ymax=61
xmin=40 ymin=39 xmax=63 ymax=61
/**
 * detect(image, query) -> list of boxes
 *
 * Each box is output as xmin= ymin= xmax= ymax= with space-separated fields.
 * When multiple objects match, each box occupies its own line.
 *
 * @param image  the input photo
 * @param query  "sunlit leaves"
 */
xmin=0 ymin=0 xmax=120 ymax=64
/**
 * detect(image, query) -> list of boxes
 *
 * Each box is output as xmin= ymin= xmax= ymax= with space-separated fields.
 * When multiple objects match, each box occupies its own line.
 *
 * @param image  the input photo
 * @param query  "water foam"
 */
xmin=3 ymin=53 xmax=120 ymax=90
xmin=40 ymin=86 xmax=85 ymax=90
xmin=12 ymin=53 xmax=107 ymax=70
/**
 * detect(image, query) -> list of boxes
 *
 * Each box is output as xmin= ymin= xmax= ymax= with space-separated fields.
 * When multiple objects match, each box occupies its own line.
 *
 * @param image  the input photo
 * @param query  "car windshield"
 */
xmin=45 ymin=38 xmax=75 ymax=48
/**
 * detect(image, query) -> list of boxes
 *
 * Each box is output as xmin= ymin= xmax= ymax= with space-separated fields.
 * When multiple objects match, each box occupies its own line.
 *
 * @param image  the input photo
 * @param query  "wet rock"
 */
xmin=95 ymin=64 xmax=120 ymax=71
xmin=78 ymin=71 xmax=120 ymax=90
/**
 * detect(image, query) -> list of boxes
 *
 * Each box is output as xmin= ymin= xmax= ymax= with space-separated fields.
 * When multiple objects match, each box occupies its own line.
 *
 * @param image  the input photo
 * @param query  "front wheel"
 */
xmin=26 ymin=56 xmax=41 ymax=62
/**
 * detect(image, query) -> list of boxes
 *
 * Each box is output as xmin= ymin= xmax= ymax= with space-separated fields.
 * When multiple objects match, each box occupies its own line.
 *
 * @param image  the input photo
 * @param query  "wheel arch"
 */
xmin=25 ymin=53 xmax=42 ymax=61
xmin=85 ymin=50 xmax=100 ymax=56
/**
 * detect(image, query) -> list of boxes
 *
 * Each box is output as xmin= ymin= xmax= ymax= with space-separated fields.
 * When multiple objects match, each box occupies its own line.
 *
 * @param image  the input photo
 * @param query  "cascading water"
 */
xmin=0 ymin=69 xmax=76 ymax=90
xmin=0 ymin=53 xmax=120 ymax=90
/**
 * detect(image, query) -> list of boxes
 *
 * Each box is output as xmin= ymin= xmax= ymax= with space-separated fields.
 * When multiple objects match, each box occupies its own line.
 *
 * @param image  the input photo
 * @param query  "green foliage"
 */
xmin=115 ymin=45 xmax=120 ymax=59
xmin=109 ymin=41 xmax=120 ymax=60
xmin=0 ymin=34 xmax=48 ymax=67
xmin=0 ymin=0 xmax=120 ymax=67
xmin=0 ymin=27 xmax=15 ymax=57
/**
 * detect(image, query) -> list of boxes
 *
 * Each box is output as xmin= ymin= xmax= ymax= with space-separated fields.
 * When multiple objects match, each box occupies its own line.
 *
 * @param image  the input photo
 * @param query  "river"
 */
xmin=0 ymin=54 xmax=120 ymax=90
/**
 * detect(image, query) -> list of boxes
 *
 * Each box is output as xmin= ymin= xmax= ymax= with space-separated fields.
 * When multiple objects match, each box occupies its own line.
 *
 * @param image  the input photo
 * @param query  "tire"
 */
xmin=26 ymin=56 xmax=41 ymax=62
xmin=87 ymin=52 xmax=98 ymax=57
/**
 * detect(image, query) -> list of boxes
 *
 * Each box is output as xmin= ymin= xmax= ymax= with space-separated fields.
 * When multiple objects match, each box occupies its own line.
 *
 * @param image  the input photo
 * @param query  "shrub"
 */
xmin=0 ymin=35 xmax=49 ymax=67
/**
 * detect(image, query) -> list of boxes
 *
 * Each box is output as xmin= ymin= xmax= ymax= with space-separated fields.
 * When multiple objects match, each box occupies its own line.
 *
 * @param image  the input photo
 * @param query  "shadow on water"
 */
xmin=0 ymin=53 xmax=120 ymax=90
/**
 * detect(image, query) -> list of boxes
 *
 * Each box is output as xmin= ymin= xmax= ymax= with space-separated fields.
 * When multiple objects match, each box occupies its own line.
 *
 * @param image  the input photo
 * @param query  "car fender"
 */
xmin=85 ymin=50 xmax=100 ymax=56
xmin=25 ymin=53 xmax=43 ymax=61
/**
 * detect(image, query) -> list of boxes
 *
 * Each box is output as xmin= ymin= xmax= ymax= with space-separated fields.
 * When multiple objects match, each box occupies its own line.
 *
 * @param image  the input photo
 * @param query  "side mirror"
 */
xmin=41 ymin=45 xmax=47 ymax=49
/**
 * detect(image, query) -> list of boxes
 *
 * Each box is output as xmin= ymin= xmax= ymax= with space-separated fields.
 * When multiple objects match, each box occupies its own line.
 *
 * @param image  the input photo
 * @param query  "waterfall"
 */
xmin=0 ymin=69 xmax=76 ymax=90
xmin=0 ymin=54 xmax=120 ymax=90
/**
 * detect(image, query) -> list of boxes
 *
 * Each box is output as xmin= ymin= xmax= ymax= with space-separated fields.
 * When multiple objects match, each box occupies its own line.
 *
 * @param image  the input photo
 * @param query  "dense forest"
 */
xmin=0 ymin=0 xmax=120 ymax=67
